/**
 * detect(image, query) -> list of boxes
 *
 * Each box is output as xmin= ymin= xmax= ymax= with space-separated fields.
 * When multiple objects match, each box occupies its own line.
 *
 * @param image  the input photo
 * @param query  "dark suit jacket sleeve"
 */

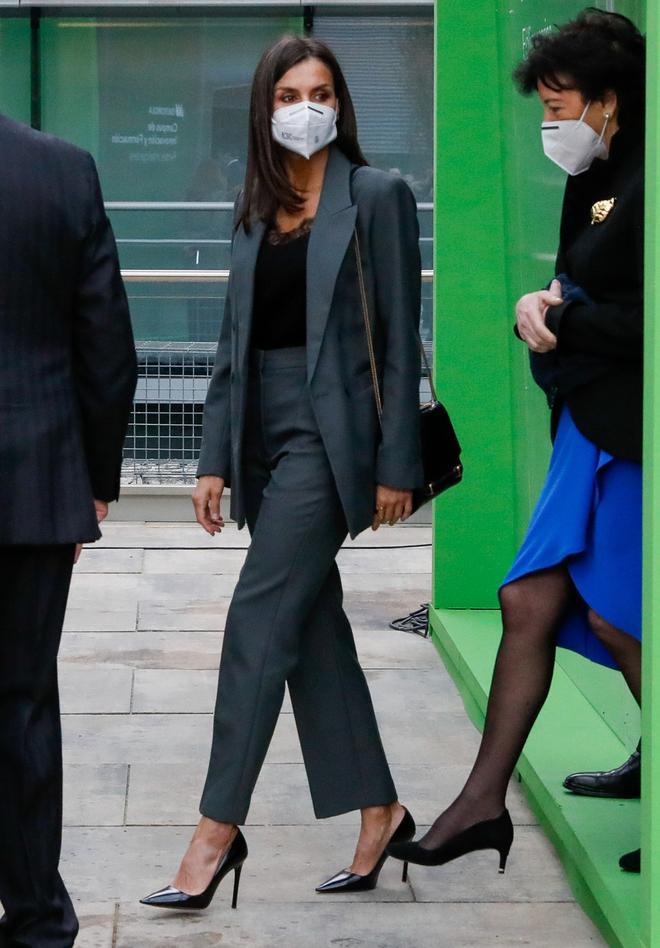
xmin=545 ymin=297 xmax=642 ymax=361
xmin=195 ymin=284 xmax=233 ymax=482
xmin=74 ymin=154 xmax=137 ymax=502
xmin=370 ymin=176 xmax=424 ymax=490
xmin=195 ymin=195 xmax=241 ymax=482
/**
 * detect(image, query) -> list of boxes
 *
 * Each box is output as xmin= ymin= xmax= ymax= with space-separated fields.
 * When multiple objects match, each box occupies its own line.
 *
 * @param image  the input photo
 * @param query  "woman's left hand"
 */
xmin=372 ymin=485 xmax=414 ymax=529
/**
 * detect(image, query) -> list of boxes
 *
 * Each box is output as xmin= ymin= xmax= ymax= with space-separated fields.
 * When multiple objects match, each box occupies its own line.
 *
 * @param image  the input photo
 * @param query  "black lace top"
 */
xmin=250 ymin=218 xmax=314 ymax=350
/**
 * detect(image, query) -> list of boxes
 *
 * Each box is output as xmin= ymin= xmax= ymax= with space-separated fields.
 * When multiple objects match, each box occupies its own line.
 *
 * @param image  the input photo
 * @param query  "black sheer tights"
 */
xmin=420 ymin=566 xmax=574 ymax=851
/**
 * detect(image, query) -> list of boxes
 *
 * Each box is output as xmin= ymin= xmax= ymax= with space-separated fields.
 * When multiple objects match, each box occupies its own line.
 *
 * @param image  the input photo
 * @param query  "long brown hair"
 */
xmin=239 ymin=35 xmax=368 ymax=232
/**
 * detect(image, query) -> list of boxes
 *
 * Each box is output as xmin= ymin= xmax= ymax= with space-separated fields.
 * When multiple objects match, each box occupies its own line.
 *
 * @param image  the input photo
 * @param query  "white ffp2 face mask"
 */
xmin=271 ymin=101 xmax=338 ymax=159
xmin=541 ymin=103 xmax=609 ymax=176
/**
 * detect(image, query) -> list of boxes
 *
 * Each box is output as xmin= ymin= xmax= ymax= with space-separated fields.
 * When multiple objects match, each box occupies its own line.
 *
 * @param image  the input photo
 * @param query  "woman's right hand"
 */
xmin=192 ymin=476 xmax=225 ymax=535
xmin=515 ymin=280 xmax=563 ymax=353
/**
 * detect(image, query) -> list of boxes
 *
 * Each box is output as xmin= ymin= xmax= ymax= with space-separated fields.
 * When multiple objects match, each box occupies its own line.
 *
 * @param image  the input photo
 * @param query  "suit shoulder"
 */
xmin=351 ymin=165 xmax=415 ymax=205
xmin=0 ymin=113 xmax=92 ymax=169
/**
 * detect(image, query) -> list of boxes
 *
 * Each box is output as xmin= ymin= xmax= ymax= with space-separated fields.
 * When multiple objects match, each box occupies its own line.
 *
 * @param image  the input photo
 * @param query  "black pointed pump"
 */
xmin=387 ymin=809 xmax=514 ymax=873
xmin=140 ymin=828 xmax=248 ymax=910
xmin=316 ymin=807 xmax=416 ymax=894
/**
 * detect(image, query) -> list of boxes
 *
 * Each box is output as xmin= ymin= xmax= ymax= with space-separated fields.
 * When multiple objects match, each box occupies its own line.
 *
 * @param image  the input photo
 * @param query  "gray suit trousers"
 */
xmin=200 ymin=346 xmax=397 ymax=823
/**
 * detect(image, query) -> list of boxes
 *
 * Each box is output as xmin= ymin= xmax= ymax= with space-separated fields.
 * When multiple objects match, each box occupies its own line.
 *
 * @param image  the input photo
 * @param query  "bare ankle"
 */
xmin=194 ymin=818 xmax=236 ymax=850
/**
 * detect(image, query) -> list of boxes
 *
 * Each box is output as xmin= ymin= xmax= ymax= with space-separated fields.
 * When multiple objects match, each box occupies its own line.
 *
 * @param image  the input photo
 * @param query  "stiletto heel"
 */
xmin=402 ymin=861 xmax=409 ymax=883
xmin=231 ymin=865 xmax=243 ymax=909
xmin=316 ymin=807 xmax=416 ymax=893
xmin=141 ymin=828 xmax=248 ymax=911
xmin=387 ymin=809 xmax=514 ymax=872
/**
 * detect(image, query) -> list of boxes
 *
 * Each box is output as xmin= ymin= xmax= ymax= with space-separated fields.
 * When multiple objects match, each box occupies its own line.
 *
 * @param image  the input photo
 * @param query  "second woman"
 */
xmin=141 ymin=33 xmax=423 ymax=908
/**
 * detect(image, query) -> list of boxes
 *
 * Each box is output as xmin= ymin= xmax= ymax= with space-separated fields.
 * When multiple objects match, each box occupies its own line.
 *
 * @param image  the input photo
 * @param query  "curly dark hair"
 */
xmin=513 ymin=8 xmax=645 ymax=130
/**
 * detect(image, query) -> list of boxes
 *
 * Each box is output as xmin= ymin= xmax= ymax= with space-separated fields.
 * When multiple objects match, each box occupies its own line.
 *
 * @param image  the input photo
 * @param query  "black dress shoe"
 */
xmin=563 ymin=743 xmax=640 ymax=799
xmin=141 ymin=829 xmax=248 ymax=910
xmin=316 ymin=808 xmax=416 ymax=893
xmin=619 ymin=849 xmax=641 ymax=873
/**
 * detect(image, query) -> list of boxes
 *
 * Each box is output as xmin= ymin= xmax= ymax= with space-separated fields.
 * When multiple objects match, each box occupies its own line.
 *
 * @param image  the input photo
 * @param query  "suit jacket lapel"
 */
xmin=307 ymin=145 xmax=357 ymax=383
xmin=232 ymin=217 xmax=266 ymax=375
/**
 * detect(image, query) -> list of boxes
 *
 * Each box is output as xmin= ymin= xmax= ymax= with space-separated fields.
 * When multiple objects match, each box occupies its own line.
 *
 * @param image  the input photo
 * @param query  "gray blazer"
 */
xmin=197 ymin=144 xmax=423 ymax=538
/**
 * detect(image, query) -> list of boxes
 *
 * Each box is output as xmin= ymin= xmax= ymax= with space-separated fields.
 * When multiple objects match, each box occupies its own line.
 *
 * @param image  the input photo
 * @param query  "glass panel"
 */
xmin=0 ymin=16 xmax=31 ymax=124
xmin=315 ymin=9 xmax=434 ymax=351
xmin=41 ymin=12 xmax=300 ymax=288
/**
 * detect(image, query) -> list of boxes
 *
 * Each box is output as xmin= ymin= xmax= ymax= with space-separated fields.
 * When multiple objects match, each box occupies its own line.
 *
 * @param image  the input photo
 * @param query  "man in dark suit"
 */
xmin=0 ymin=114 xmax=137 ymax=947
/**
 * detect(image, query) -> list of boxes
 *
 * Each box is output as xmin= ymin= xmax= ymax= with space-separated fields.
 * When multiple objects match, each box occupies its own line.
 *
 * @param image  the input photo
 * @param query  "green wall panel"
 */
xmin=0 ymin=18 xmax=31 ymax=125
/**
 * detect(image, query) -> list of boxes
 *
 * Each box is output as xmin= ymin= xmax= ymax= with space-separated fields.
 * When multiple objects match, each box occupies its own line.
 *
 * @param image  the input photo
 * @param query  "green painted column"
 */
xmin=641 ymin=0 xmax=659 ymax=941
xmin=432 ymin=0 xmax=518 ymax=609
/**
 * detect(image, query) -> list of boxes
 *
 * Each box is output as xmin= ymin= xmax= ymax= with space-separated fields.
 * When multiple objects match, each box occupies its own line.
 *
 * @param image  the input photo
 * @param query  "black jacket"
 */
xmin=529 ymin=125 xmax=644 ymax=462
xmin=0 ymin=115 xmax=137 ymax=545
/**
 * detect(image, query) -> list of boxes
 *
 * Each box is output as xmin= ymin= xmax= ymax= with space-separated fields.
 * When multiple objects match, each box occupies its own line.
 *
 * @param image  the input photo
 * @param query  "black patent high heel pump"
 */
xmin=387 ymin=809 xmax=514 ymax=873
xmin=140 ymin=828 xmax=248 ymax=910
xmin=316 ymin=807 xmax=416 ymax=893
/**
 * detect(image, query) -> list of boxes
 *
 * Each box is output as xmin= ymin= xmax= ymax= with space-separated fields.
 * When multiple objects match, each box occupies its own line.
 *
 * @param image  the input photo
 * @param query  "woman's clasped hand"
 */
xmin=514 ymin=278 xmax=563 ymax=353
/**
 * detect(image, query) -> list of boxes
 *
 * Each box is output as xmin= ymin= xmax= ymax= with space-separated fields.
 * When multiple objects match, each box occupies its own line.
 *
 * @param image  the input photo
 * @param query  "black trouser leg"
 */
xmin=0 ymin=546 xmax=78 ymax=948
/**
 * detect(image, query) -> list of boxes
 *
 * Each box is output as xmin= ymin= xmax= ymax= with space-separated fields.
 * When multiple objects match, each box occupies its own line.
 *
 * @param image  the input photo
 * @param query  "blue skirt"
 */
xmin=501 ymin=406 xmax=642 ymax=668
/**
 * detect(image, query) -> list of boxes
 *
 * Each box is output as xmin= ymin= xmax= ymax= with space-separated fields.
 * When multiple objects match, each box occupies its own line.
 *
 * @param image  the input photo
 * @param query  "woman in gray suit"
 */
xmin=142 ymin=34 xmax=423 ymax=909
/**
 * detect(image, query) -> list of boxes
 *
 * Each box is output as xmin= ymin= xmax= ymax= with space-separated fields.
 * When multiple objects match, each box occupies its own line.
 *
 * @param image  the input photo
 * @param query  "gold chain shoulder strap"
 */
xmin=353 ymin=227 xmax=383 ymax=422
xmin=353 ymin=227 xmax=438 ymax=425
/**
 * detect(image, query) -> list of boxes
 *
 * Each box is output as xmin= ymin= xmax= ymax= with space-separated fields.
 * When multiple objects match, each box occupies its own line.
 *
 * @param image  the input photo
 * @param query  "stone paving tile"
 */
xmin=96 ymin=522 xmax=430 ymax=550
xmin=61 ymin=710 xmax=480 ymax=768
xmin=63 ymin=824 xmax=570 ymax=908
xmin=70 ymin=902 xmax=115 ymax=948
xmin=63 ymin=764 xmax=128 ymax=827
xmin=113 ymin=901 xmax=603 ymax=947
xmin=48 ymin=522 xmax=602 ymax=947
xmin=64 ymin=574 xmax=139 ymax=633
xmin=130 ymin=667 xmax=457 ymax=716
xmin=135 ymin=591 xmax=429 ymax=634
xmin=75 ymin=548 xmax=144 ymax=574
xmin=407 ymin=824 xmax=573 ymax=903
xmin=336 ymin=545 xmax=431 ymax=573
xmin=142 ymin=548 xmax=248 ymax=575
xmin=59 ymin=631 xmax=226 ymax=670
xmin=137 ymin=597 xmax=232 ymax=631
xmin=126 ymin=761 xmax=536 ymax=829
xmin=140 ymin=570 xmax=431 ymax=602
xmin=62 ymin=825 xmax=414 ymax=905
xmin=60 ymin=666 xmax=134 ymax=714
xmin=59 ymin=627 xmax=436 ymax=671
xmin=141 ymin=545 xmax=431 ymax=576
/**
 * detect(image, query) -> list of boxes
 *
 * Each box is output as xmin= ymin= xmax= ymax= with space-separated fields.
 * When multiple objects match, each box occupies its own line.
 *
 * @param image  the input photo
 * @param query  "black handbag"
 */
xmin=354 ymin=229 xmax=463 ymax=512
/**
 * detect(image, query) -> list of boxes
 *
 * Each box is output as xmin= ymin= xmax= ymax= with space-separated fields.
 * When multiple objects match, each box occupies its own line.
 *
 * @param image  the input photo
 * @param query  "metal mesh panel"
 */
xmin=121 ymin=337 xmax=434 ymax=485
xmin=123 ymin=341 xmax=216 ymax=484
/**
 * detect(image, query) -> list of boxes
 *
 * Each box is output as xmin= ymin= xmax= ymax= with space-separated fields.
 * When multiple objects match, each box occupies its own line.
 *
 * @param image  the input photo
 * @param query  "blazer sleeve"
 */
xmin=369 ymin=176 xmax=424 ymax=489
xmin=195 ymin=283 xmax=233 ymax=482
xmin=73 ymin=153 xmax=137 ymax=503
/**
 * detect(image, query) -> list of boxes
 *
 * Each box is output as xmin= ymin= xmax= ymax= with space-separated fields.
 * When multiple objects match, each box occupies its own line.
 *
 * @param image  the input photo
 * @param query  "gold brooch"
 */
xmin=591 ymin=197 xmax=617 ymax=225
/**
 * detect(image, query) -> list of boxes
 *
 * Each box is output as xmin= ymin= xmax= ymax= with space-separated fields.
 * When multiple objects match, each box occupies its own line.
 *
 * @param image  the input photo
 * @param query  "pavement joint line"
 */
xmin=92 ymin=543 xmax=433 ymax=551
xmin=129 ymin=669 xmax=136 ymax=714
xmin=111 ymin=901 xmax=119 ymax=948
xmin=122 ymin=765 xmax=131 ymax=827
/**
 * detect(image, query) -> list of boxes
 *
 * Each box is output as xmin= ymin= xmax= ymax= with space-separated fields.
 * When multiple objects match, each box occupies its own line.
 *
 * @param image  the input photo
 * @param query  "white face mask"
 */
xmin=271 ymin=100 xmax=338 ymax=159
xmin=541 ymin=102 xmax=609 ymax=176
